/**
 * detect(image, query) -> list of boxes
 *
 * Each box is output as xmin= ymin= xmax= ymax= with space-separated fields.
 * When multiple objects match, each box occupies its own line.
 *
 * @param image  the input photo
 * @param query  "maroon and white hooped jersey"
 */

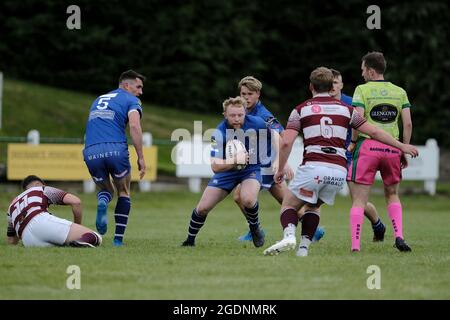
xmin=286 ymin=95 xmax=367 ymax=170
xmin=6 ymin=186 xmax=67 ymax=238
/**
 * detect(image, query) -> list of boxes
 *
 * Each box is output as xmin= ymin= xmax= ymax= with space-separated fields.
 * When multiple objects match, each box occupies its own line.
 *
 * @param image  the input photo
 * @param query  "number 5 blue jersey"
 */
xmin=84 ymin=88 xmax=142 ymax=147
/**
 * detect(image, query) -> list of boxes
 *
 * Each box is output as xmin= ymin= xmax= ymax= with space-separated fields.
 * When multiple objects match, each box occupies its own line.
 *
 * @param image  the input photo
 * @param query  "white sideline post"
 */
xmin=175 ymin=134 xmax=212 ymax=193
xmin=27 ymin=130 xmax=40 ymax=145
xmin=139 ymin=132 xmax=152 ymax=192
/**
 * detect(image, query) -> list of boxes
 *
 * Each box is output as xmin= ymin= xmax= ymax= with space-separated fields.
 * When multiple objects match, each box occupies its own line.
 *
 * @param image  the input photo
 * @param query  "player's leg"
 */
xmin=296 ymin=202 xmax=322 ymax=257
xmin=239 ymin=177 xmax=264 ymax=247
xmin=297 ymin=205 xmax=325 ymax=242
xmin=21 ymin=213 xmax=101 ymax=248
xmin=111 ymin=174 xmax=131 ymax=246
xmin=182 ymin=186 xmax=229 ymax=246
xmin=379 ymin=145 xmax=411 ymax=251
xmin=94 ymin=178 xmax=115 ymax=235
xmin=347 ymin=139 xmax=379 ymax=252
xmin=384 ymin=183 xmax=411 ymax=251
xmin=364 ymin=202 xmax=386 ymax=242
xmin=83 ymin=145 xmax=115 ymax=235
xmin=66 ymin=223 xmax=102 ymax=248
xmin=348 ymin=182 xmax=371 ymax=252
xmin=263 ymin=188 xmax=306 ymax=255
xmin=234 ymin=184 xmax=253 ymax=241
xmin=296 ymin=166 xmax=346 ymax=257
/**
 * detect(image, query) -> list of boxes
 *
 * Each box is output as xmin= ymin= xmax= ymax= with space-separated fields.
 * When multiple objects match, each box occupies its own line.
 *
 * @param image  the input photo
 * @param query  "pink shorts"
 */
xmin=347 ymin=139 xmax=402 ymax=186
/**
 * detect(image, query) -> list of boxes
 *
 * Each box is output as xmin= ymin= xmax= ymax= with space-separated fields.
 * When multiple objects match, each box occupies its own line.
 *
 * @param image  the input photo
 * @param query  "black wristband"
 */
xmin=351 ymin=140 xmax=357 ymax=143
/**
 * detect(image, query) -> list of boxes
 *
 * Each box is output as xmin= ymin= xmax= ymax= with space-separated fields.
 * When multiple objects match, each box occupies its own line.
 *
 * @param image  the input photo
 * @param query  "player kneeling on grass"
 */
xmin=263 ymin=67 xmax=418 ymax=257
xmin=6 ymin=175 xmax=102 ymax=248
xmin=181 ymin=96 xmax=275 ymax=248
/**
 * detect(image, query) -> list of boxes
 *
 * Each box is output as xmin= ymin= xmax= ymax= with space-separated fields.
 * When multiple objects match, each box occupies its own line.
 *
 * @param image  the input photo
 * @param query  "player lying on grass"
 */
xmin=181 ymin=96 xmax=280 ymax=248
xmin=263 ymin=67 xmax=418 ymax=257
xmin=6 ymin=175 xmax=102 ymax=248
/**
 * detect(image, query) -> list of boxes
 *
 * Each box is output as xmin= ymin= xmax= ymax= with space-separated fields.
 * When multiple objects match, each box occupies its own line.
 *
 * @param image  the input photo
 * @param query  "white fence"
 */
xmin=175 ymin=135 xmax=440 ymax=195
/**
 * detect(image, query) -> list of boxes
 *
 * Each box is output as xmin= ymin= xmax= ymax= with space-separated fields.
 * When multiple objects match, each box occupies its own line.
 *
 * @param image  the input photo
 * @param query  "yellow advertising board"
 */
xmin=7 ymin=144 xmax=157 ymax=181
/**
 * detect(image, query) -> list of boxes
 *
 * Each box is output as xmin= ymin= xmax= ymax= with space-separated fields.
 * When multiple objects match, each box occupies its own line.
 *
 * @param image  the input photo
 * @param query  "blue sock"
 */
xmin=114 ymin=197 xmax=131 ymax=243
xmin=244 ymin=202 xmax=260 ymax=232
xmin=187 ymin=209 xmax=206 ymax=243
xmin=97 ymin=190 xmax=112 ymax=206
xmin=372 ymin=218 xmax=384 ymax=231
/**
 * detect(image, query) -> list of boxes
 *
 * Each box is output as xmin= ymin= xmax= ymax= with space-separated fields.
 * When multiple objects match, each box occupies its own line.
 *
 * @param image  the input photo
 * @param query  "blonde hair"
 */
xmin=238 ymin=76 xmax=262 ymax=92
xmin=222 ymin=96 xmax=247 ymax=112
xmin=310 ymin=67 xmax=333 ymax=93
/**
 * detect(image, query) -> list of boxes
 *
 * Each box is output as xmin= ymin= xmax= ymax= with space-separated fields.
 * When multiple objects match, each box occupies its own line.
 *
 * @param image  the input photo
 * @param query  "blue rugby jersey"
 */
xmin=210 ymin=114 xmax=270 ymax=174
xmin=247 ymin=101 xmax=283 ymax=168
xmin=85 ymin=88 xmax=142 ymax=147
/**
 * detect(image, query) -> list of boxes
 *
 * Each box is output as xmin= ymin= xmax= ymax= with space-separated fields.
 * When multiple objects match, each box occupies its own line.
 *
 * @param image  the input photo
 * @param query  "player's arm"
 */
xmin=211 ymin=157 xmax=238 ymax=173
xmin=352 ymin=113 xmax=418 ymax=157
xmin=401 ymin=108 xmax=412 ymax=144
xmin=44 ymin=186 xmax=82 ymax=224
xmin=210 ymin=130 xmax=240 ymax=173
xmin=348 ymin=106 xmax=365 ymax=152
xmin=7 ymin=219 xmax=19 ymax=245
xmin=62 ymin=193 xmax=83 ymax=224
xmin=129 ymin=110 xmax=146 ymax=179
xmin=270 ymin=129 xmax=280 ymax=173
xmin=274 ymin=129 xmax=298 ymax=183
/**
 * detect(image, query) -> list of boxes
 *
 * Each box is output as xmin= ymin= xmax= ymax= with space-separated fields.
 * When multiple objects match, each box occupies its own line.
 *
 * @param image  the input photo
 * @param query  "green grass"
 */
xmin=0 ymin=78 xmax=222 ymax=174
xmin=1 ymin=189 xmax=449 ymax=300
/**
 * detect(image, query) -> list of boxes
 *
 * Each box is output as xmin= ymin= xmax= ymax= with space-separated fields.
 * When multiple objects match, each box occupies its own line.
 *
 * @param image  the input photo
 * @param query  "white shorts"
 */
xmin=21 ymin=212 xmax=72 ymax=247
xmin=288 ymin=164 xmax=346 ymax=205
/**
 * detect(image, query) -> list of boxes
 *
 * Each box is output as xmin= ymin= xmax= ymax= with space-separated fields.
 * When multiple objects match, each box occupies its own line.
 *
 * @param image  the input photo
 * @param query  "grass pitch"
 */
xmin=0 ymin=190 xmax=449 ymax=300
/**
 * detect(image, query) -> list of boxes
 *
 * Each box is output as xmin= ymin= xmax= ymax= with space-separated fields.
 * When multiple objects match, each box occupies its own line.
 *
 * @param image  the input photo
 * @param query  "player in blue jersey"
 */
xmin=235 ymin=76 xmax=325 ymax=242
xmin=83 ymin=70 xmax=146 ymax=247
xmin=330 ymin=68 xmax=386 ymax=242
xmin=181 ymin=96 xmax=273 ymax=248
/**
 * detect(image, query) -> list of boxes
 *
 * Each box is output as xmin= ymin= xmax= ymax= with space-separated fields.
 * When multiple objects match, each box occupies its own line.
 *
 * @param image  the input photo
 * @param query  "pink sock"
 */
xmin=350 ymin=207 xmax=364 ymax=251
xmin=387 ymin=202 xmax=403 ymax=239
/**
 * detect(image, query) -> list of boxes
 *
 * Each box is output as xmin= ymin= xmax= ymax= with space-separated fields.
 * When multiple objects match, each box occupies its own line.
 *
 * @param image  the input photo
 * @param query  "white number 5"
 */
xmin=96 ymin=93 xmax=117 ymax=110
xmin=320 ymin=117 xmax=333 ymax=138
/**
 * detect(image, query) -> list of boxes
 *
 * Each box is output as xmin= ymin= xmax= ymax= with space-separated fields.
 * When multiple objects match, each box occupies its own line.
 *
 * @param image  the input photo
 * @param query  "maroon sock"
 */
xmin=301 ymin=211 xmax=320 ymax=240
xmin=280 ymin=208 xmax=299 ymax=229
xmin=78 ymin=232 xmax=101 ymax=246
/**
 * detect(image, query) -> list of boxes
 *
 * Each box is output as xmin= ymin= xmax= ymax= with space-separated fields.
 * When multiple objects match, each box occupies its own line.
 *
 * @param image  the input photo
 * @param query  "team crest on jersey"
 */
xmin=312 ymin=105 xmax=322 ymax=113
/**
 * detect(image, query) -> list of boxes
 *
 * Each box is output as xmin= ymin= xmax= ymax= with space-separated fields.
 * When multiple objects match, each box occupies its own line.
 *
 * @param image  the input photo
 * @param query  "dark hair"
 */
xmin=21 ymin=175 xmax=45 ymax=190
xmin=119 ymin=70 xmax=146 ymax=84
xmin=310 ymin=67 xmax=333 ymax=93
xmin=330 ymin=68 xmax=341 ymax=78
xmin=362 ymin=52 xmax=386 ymax=74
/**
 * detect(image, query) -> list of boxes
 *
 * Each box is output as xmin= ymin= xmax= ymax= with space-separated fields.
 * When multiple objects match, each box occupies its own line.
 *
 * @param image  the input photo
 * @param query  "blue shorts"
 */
xmin=207 ymin=169 xmax=261 ymax=193
xmin=83 ymin=142 xmax=131 ymax=182
xmin=261 ymin=174 xmax=275 ymax=190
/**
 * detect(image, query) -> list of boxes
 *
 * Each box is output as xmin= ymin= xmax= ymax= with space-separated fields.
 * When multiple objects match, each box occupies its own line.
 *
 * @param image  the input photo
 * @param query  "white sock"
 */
xmin=299 ymin=236 xmax=311 ymax=249
xmin=283 ymin=223 xmax=296 ymax=239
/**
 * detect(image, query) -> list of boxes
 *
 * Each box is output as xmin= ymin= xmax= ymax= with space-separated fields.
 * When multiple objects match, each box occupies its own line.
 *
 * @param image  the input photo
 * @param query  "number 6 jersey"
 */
xmin=286 ymin=94 xmax=367 ymax=170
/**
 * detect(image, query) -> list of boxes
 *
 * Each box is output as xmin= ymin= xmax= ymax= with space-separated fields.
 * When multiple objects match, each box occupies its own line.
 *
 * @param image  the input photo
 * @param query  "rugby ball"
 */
xmin=225 ymin=139 xmax=247 ymax=169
